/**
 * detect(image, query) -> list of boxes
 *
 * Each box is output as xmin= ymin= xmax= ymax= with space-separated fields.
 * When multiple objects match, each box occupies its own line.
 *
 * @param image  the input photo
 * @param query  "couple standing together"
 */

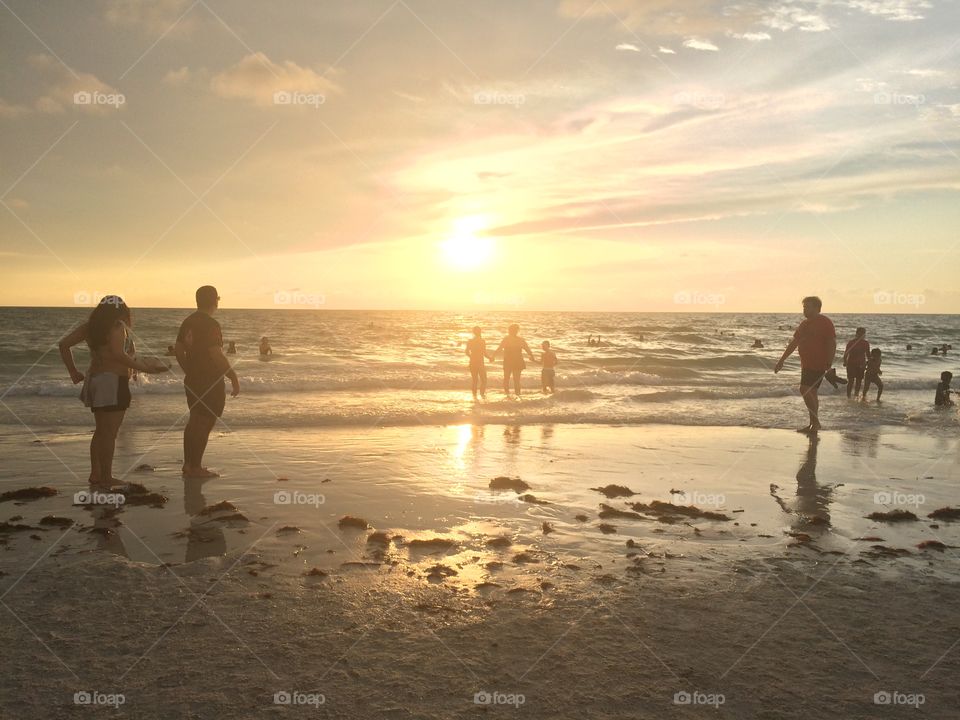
xmin=60 ymin=285 xmax=239 ymax=485
xmin=464 ymin=324 xmax=557 ymax=399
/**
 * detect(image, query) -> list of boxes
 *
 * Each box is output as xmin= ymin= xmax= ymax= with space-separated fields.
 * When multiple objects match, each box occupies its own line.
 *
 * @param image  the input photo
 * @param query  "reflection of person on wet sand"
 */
xmin=490 ymin=324 xmax=535 ymax=396
xmin=464 ymin=326 xmax=488 ymax=400
xmin=770 ymin=436 xmax=832 ymax=530
xmin=183 ymin=478 xmax=227 ymax=562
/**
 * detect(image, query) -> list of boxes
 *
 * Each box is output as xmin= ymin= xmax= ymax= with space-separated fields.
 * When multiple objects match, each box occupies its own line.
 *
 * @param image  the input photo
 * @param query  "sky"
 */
xmin=1 ymin=0 xmax=959 ymax=312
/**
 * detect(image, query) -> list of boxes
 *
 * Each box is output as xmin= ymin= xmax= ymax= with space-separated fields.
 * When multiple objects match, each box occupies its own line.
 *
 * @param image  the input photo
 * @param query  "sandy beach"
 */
xmin=2 ymin=422 xmax=960 ymax=718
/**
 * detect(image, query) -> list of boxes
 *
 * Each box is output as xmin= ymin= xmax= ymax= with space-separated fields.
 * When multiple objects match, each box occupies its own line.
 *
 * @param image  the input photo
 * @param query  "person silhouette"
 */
xmin=490 ymin=324 xmax=536 ymax=396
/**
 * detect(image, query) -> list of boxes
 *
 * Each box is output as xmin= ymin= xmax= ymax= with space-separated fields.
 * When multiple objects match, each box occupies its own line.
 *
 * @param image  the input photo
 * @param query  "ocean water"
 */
xmin=0 ymin=308 xmax=957 ymax=432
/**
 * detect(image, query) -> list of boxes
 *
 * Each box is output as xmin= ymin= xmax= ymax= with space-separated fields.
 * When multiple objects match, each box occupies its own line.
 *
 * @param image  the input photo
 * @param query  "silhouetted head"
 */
xmin=196 ymin=285 xmax=219 ymax=312
xmin=541 ymin=340 xmax=550 ymax=350
xmin=260 ymin=337 xmax=268 ymax=343
xmin=870 ymin=348 xmax=881 ymax=359
xmin=472 ymin=326 xmax=482 ymax=337
xmin=801 ymin=296 xmax=822 ymax=319
xmin=855 ymin=327 xmax=866 ymax=337
xmin=508 ymin=324 xmax=519 ymax=336
xmin=87 ymin=296 xmax=131 ymax=351
xmin=942 ymin=371 xmax=953 ymax=384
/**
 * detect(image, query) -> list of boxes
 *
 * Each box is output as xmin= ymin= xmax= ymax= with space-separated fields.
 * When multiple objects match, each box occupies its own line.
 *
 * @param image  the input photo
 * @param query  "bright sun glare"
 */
xmin=441 ymin=216 xmax=496 ymax=270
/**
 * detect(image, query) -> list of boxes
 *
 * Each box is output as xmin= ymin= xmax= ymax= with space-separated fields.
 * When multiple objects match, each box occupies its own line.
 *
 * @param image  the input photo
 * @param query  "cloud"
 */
xmin=658 ymin=46 xmax=676 ymax=54
xmin=0 ymin=98 xmax=30 ymax=118
xmin=728 ymin=31 xmax=772 ymax=41
xmin=103 ymin=0 xmax=198 ymax=34
xmin=25 ymin=54 xmax=125 ymax=114
xmin=557 ymin=0 xmax=762 ymax=36
xmin=615 ymin=43 xmax=642 ymax=52
xmin=163 ymin=66 xmax=192 ymax=86
xmin=843 ymin=0 xmax=932 ymax=22
xmin=211 ymin=53 xmax=340 ymax=107
xmin=762 ymin=6 xmax=830 ymax=32
xmin=683 ymin=38 xmax=720 ymax=51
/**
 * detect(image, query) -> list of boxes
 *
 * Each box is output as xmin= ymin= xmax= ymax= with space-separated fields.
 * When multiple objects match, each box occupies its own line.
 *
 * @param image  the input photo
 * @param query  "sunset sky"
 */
xmin=1 ymin=0 xmax=959 ymax=312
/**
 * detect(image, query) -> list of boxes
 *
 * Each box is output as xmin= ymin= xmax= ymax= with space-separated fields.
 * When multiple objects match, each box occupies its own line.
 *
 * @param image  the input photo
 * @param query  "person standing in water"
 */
xmin=490 ymin=324 xmax=536 ymax=397
xmin=774 ymin=296 xmax=837 ymax=433
xmin=175 ymin=286 xmax=240 ymax=478
xmin=259 ymin=337 xmax=273 ymax=356
xmin=861 ymin=348 xmax=883 ymax=401
xmin=464 ymin=326 xmax=488 ymax=400
xmin=59 ymin=296 xmax=170 ymax=484
xmin=842 ymin=327 xmax=870 ymax=399
xmin=540 ymin=340 xmax=558 ymax=393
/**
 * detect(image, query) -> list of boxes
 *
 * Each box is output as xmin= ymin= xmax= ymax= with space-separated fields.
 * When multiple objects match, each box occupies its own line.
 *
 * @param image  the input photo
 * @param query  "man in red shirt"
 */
xmin=773 ymin=296 xmax=837 ymax=433
xmin=842 ymin=326 xmax=870 ymax=399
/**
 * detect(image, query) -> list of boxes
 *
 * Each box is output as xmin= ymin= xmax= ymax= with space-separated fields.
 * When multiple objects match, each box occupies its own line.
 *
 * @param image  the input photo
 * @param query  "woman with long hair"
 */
xmin=59 ymin=296 xmax=169 ymax=484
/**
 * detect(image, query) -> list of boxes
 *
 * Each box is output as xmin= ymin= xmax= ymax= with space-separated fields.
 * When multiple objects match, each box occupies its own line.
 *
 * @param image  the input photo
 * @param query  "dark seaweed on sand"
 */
xmin=590 ymin=484 xmax=636 ymax=498
xmin=927 ymin=507 xmax=960 ymax=521
xmin=628 ymin=500 xmax=730 ymax=521
xmin=598 ymin=504 xmax=645 ymax=521
xmin=489 ymin=476 xmax=530 ymax=493
xmin=0 ymin=486 xmax=57 ymax=503
xmin=865 ymin=509 xmax=918 ymax=522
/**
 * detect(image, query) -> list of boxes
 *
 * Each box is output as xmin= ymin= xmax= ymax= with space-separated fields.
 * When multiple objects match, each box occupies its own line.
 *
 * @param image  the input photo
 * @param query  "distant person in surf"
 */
xmin=931 ymin=347 xmax=940 ymax=355
xmin=490 ymin=324 xmax=536 ymax=396
xmin=861 ymin=348 xmax=883 ymax=401
xmin=226 ymin=341 xmax=237 ymax=355
xmin=175 ymin=286 xmax=240 ymax=478
xmin=752 ymin=339 xmax=764 ymax=348
xmin=842 ymin=327 xmax=870 ymax=399
xmin=935 ymin=371 xmax=954 ymax=407
xmin=59 ymin=296 xmax=170 ymax=484
xmin=165 ymin=345 xmax=176 ymax=356
xmin=259 ymin=337 xmax=273 ymax=356
xmin=464 ymin=326 xmax=488 ymax=400
xmin=773 ymin=296 xmax=837 ymax=433
xmin=540 ymin=340 xmax=558 ymax=394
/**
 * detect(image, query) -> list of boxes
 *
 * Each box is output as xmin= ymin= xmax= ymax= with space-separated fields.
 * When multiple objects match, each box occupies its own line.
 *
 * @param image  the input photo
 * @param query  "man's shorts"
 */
xmin=846 ymin=365 xmax=866 ymax=382
xmin=185 ymin=377 xmax=226 ymax=418
xmin=541 ymin=368 xmax=556 ymax=386
xmin=800 ymin=368 xmax=826 ymax=388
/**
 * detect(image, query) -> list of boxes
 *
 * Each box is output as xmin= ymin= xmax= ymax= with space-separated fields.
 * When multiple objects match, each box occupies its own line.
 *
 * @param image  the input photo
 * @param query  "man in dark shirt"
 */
xmin=936 ymin=371 xmax=954 ymax=407
xmin=175 ymin=285 xmax=240 ymax=477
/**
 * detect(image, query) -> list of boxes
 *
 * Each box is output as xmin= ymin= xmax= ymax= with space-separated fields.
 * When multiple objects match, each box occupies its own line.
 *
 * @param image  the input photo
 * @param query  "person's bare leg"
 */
xmin=503 ymin=369 xmax=510 ymax=395
xmin=470 ymin=368 xmax=478 ymax=399
xmin=513 ymin=370 xmax=522 ymax=396
xmin=799 ymin=384 xmax=820 ymax=431
xmin=876 ymin=380 xmax=883 ymax=402
xmin=183 ymin=411 xmax=219 ymax=477
xmin=89 ymin=433 xmax=100 ymax=483
xmin=479 ymin=368 xmax=486 ymax=398
xmin=846 ymin=373 xmax=853 ymax=398
xmin=93 ymin=410 xmax=125 ymax=485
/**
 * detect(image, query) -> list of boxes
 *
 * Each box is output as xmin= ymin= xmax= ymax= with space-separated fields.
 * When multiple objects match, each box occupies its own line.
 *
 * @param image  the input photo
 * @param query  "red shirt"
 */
xmin=793 ymin=314 xmax=836 ymax=371
xmin=844 ymin=337 xmax=870 ymax=368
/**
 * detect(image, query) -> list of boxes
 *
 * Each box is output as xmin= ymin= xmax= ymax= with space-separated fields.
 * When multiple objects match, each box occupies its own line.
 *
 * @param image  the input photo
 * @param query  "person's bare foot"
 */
xmin=796 ymin=424 xmax=812 ymax=433
xmin=182 ymin=466 xmax=219 ymax=478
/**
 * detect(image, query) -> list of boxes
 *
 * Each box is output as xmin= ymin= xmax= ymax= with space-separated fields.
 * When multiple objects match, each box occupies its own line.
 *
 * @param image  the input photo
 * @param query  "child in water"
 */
xmin=540 ymin=341 xmax=558 ymax=394
xmin=935 ymin=371 xmax=954 ymax=406
xmin=861 ymin=348 xmax=883 ymax=401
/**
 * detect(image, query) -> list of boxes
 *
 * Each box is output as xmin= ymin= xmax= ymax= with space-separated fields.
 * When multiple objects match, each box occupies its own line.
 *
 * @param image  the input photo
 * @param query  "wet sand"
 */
xmin=1 ymin=423 xmax=960 ymax=717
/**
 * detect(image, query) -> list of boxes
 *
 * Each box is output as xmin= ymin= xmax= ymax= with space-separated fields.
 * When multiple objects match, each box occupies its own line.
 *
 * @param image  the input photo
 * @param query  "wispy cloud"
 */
xmin=683 ymin=37 xmax=720 ymax=51
xmin=211 ymin=53 xmax=340 ymax=107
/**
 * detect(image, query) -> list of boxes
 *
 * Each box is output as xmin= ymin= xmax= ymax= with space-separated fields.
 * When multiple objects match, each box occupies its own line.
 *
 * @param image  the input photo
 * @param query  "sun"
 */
xmin=441 ymin=215 xmax=496 ymax=270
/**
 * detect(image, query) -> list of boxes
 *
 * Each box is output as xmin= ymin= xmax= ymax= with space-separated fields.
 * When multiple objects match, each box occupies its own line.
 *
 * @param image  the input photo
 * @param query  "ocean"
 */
xmin=0 ymin=308 xmax=957 ymax=432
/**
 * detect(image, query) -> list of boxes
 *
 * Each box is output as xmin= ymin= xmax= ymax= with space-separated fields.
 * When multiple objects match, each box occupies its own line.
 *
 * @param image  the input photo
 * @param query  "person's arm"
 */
xmin=842 ymin=343 xmax=849 ymax=367
xmin=209 ymin=345 xmax=240 ymax=397
xmin=58 ymin=323 xmax=88 ymax=384
xmin=773 ymin=338 xmax=799 ymax=373
xmin=523 ymin=340 xmax=536 ymax=362
xmin=489 ymin=340 xmax=504 ymax=361
xmin=827 ymin=337 xmax=837 ymax=368
xmin=106 ymin=326 xmax=169 ymax=373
